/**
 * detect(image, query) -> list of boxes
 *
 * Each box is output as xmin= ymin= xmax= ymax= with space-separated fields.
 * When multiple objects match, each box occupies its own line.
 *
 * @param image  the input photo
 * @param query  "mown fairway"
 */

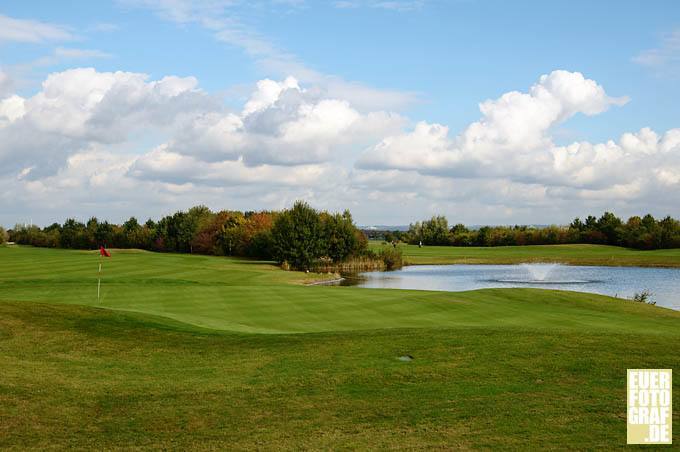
xmin=371 ymin=241 xmax=680 ymax=267
xmin=1 ymin=245 xmax=679 ymax=449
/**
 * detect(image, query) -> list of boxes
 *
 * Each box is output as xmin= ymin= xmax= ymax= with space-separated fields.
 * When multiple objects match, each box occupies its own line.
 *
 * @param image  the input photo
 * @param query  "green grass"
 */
xmin=1 ymin=246 xmax=678 ymax=334
xmin=371 ymin=241 xmax=680 ymax=267
xmin=0 ymin=245 xmax=679 ymax=449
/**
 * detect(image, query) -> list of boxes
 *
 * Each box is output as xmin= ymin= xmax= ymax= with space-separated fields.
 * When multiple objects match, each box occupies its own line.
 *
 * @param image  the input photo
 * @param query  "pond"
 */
xmin=340 ymin=264 xmax=680 ymax=311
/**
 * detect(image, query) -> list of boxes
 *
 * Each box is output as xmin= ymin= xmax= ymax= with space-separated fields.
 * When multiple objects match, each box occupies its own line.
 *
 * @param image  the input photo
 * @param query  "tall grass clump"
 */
xmin=375 ymin=246 xmax=403 ymax=270
xmin=309 ymin=247 xmax=403 ymax=273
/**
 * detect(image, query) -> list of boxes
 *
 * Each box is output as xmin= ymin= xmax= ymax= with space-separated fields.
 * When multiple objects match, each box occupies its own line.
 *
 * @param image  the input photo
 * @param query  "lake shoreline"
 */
xmin=370 ymin=242 xmax=680 ymax=269
xmin=402 ymin=259 xmax=680 ymax=269
xmin=347 ymin=263 xmax=680 ymax=311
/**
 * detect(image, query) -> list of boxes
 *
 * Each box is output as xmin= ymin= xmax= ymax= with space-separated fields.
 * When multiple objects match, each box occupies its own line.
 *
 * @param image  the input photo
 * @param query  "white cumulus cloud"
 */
xmin=157 ymin=76 xmax=406 ymax=166
xmin=1 ymin=67 xmax=679 ymax=227
xmin=0 ymin=68 xmax=212 ymax=177
xmin=357 ymin=70 xmax=636 ymax=185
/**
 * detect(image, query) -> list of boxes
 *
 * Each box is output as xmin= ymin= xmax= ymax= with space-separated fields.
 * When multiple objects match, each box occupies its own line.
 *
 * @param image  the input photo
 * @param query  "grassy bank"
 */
xmin=370 ymin=241 xmax=680 ymax=267
xmin=0 ymin=246 xmax=678 ymax=448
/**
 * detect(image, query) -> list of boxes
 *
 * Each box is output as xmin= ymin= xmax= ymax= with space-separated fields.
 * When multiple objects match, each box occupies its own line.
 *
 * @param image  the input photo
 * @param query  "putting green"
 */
xmin=0 ymin=246 xmax=678 ymax=334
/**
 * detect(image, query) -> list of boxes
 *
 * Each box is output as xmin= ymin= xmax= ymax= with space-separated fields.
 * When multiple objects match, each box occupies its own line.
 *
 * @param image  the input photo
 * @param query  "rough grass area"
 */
xmin=370 ymin=241 xmax=680 ymax=267
xmin=0 ymin=246 xmax=678 ymax=449
xmin=1 ymin=302 xmax=679 ymax=449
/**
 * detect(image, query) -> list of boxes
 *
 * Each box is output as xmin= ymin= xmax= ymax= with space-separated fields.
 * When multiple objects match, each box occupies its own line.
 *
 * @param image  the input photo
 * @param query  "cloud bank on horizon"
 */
xmin=2 ymin=66 xmax=679 ymax=226
xmin=1 ymin=3 xmax=679 ymax=226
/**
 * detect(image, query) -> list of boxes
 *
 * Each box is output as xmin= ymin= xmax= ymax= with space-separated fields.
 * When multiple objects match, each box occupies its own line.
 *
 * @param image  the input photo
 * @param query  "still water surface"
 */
xmin=343 ymin=264 xmax=680 ymax=311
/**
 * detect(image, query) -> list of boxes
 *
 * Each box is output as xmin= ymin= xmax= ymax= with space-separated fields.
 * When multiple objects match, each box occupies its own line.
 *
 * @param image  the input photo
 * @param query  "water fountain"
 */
xmin=351 ymin=263 xmax=679 ymax=310
xmin=494 ymin=263 xmax=590 ymax=284
xmin=520 ymin=263 xmax=560 ymax=282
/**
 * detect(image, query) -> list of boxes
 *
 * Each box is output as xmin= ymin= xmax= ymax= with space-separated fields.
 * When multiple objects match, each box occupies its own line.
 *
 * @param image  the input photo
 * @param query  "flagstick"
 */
xmin=97 ymin=259 xmax=102 ymax=302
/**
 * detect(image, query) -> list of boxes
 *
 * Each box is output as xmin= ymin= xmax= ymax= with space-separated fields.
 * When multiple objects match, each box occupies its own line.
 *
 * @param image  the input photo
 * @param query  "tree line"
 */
xmin=8 ymin=201 xmax=401 ymax=270
xmin=8 ymin=207 xmax=678 ymax=264
xmin=380 ymin=212 xmax=680 ymax=249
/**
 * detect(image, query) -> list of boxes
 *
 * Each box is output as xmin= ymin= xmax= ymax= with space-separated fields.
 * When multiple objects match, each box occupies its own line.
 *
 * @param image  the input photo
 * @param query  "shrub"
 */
xmin=631 ymin=290 xmax=655 ymax=305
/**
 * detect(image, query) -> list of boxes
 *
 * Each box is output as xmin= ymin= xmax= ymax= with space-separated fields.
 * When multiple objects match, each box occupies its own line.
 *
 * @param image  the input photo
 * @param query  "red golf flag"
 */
xmin=99 ymin=246 xmax=111 ymax=257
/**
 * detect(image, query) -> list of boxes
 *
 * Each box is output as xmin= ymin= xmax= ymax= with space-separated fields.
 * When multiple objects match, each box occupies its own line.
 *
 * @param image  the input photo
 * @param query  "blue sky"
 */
xmin=1 ymin=1 xmax=680 ymax=226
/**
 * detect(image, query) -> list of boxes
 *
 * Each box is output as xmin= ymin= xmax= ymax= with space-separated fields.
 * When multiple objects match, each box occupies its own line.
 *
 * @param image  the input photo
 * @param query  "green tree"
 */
xmin=408 ymin=221 xmax=423 ymax=244
xmin=123 ymin=217 xmax=140 ymax=232
xmin=641 ymin=214 xmax=657 ymax=231
xmin=86 ymin=217 xmax=99 ymax=247
xmin=271 ymin=201 xmax=324 ymax=270
xmin=123 ymin=217 xmax=142 ymax=248
xmin=596 ymin=212 xmax=623 ymax=245
xmin=95 ymin=221 xmax=113 ymax=247
xmin=408 ymin=215 xmax=450 ymax=245
xmin=322 ymin=210 xmax=359 ymax=262
xmin=423 ymin=215 xmax=449 ymax=245
xmin=658 ymin=216 xmax=680 ymax=248
xmin=60 ymin=219 xmax=87 ymax=249
xmin=450 ymin=223 xmax=468 ymax=235
xmin=584 ymin=215 xmax=598 ymax=230
xmin=476 ymin=226 xmax=492 ymax=246
xmin=569 ymin=218 xmax=584 ymax=232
